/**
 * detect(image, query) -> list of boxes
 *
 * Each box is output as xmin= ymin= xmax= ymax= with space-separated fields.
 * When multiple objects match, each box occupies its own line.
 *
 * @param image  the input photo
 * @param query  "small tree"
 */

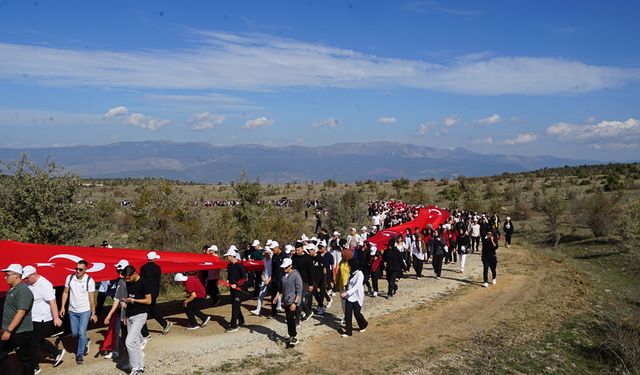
xmin=541 ymin=194 xmax=565 ymax=247
xmin=0 ymin=154 xmax=94 ymax=244
xmin=578 ymin=191 xmax=621 ymax=237
xmin=391 ymin=178 xmax=410 ymax=197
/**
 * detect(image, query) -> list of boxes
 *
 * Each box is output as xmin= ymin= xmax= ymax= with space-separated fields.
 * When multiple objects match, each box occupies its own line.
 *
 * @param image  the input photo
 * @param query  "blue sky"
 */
xmin=0 ymin=0 xmax=639 ymax=161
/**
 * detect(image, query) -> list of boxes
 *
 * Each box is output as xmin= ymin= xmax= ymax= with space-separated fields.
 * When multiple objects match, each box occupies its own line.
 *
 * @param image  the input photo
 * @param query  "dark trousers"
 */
xmin=312 ymin=282 xmax=325 ymax=308
xmin=270 ymin=281 xmax=281 ymax=317
xmin=96 ymin=292 xmax=108 ymax=316
xmin=433 ymin=253 xmax=444 ymax=277
xmin=505 ymin=233 xmax=512 ymax=245
xmin=371 ymin=268 xmax=380 ymax=292
xmin=284 ymin=305 xmax=297 ymax=338
xmin=386 ymin=271 xmax=398 ymax=296
xmin=185 ymin=298 xmax=208 ymax=327
xmin=404 ymin=252 xmax=411 ymax=272
xmin=482 ymin=256 xmax=498 ymax=283
xmin=0 ymin=331 xmax=33 ymax=375
xmin=230 ymin=290 xmax=244 ymax=328
xmin=296 ymin=283 xmax=312 ymax=322
xmin=362 ymin=269 xmax=372 ymax=291
xmin=31 ymin=321 xmax=58 ymax=369
xmin=205 ymin=279 xmax=220 ymax=304
xmin=412 ymin=255 xmax=424 ymax=277
xmin=141 ymin=295 xmax=167 ymax=337
xmin=344 ymin=300 xmax=368 ymax=336
xmin=446 ymin=249 xmax=457 ymax=263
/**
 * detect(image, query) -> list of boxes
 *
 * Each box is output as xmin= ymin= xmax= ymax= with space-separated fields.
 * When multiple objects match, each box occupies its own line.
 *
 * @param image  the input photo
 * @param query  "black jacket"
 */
xmin=292 ymin=253 xmax=313 ymax=284
xmin=140 ymin=262 xmax=161 ymax=298
xmin=383 ymin=247 xmax=404 ymax=273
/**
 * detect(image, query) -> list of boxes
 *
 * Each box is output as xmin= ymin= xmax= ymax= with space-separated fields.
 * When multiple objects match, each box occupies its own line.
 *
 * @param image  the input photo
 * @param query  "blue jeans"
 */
xmin=69 ymin=310 xmax=91 ymax=358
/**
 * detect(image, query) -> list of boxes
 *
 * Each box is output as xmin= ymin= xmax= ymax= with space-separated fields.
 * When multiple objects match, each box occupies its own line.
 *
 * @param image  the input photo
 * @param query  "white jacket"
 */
xmin=345 ymin=270 xmax=365 ymax=306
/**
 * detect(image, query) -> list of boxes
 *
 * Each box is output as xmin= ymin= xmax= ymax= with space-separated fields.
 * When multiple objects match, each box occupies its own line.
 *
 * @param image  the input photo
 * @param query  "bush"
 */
xmin=512 ymin=198 xmax=531 ymax=220
xmin=598 ymin=312 xmax=640 ymax=373
xmin=540 ymin=194 xmax=565 ymax=247
xmin=577 ymin=192 xmax=621 ymax=238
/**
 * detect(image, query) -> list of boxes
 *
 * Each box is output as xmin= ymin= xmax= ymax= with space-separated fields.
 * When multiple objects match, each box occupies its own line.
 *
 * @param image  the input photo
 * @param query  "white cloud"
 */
xmin=104 ymin=106 xmax=170 ymax=131
xmin=378 ymin=116 xmax=397 ymax=125
xmin=312 ymin=118 xmax=339 ymax=128
xmin=188 ymin=112 xmax=225 ymax=131
xmin=471 ymin=137 xmax=493 ymax=145
xmin=477 ymin=114 xmax=501 ymax=126
xmin=417 ymin=121 xmax=436 ymax=136
xmin=0 ymin=31 xmax=637 ymax=95
xmin=546 ymin=118 xmax=640 ymax=143
xmin=500 ymin=133 xmax=538 ymax=145
xmin=242 ymin=116 xmax=273 ymax=129
xmin=442 ymin=115 xmax=460 ymax=127
xmin=587 ymin=142 xmax=640 ymax=150
xmin=104 ymin=106 xmax=128 ymax=119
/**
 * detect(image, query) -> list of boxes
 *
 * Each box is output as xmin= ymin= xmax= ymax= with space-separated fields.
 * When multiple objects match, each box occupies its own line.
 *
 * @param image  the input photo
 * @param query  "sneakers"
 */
xmin=53 ymin=348 xmax=65 ymax=367
xmin=360 ymin=327 xmax=367 ymax=333
xmin=483 ymin=282 xmax=489 ymax=288
xmin=225 ymin=327 xmax=239 ymax=333
xmin=250 ymin=309 xmax=260 ymax=316
xmin=492 ymin=278 xmax=496 ymax=285
xmin=75 ymin=356 xmax=84 ymax=365
xmin=276 ymin=306 xmax=285 ymax=312
xmin=186 ymin=325 xmax=200 ymax=331
xmin=289 ymin=337 xmax=298 ymax=346
xmin=50 ymin=330 xmax=64 ymax=338
xmin=201 ymin=316 xmax=211 ymax=327
xmin=372 ymin=291 xmax=378 ymax=297
xmin=84 ymin=338 xmax=90 ymax=356
xmin=340 ymin=318 xmax=345 ymax=326
xmin=436 ymin=276 xmax=441 ymax=280
xmin=103 ymin=351 xmax=113 ymax=359
xmin=460 ymin=269 xmax=464 ymax=273
xmin=326 ymin=298 xmax=333 ymax=308
xmin=316 ymin=306 xmax=325 ymax=316
xmin=302 ymin=311 xmax=314 ymax=322
xmin=162 ymin=322 xmax=173 ymax=335
xmin=140 ymin=337 xmax=148 ymax=350
xmin=341 ymin=333 xmax=350 ymax=338
xmin=34 ymin=368 xmax=42 ymax=374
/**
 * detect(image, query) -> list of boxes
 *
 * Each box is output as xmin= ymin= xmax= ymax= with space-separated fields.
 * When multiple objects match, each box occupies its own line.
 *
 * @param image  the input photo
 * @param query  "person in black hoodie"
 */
xmin=270 ymin=243 xmax=284 ymax=318
xmin=429 ymin=229 xmax=446 ymax=279
xmin=481 ymin=231 xmax=499 ymax=287
xmin=503 ymin=217 xmax=514 ymax=248
xmin=308 ymin=244 xmax=326 ymax=315
xmin=456 ymin=228 xmax=471 ymax=273
xmin=292 ymin=241 xmax=314 ymax=323
xmin=383 ymin=237 xmax=403 ymax=298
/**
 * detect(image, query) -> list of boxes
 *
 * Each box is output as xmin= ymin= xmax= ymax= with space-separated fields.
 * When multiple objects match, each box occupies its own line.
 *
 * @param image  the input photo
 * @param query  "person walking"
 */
xmin=22 ymin=265 xmax=66 ymax=372
xmin=121 ymin=265 xmax=152 ymax=375
xmin=341 ymin=259 xmax=368 ymax=337
xmin=0 ymin=264 xmax=34 ymax=375
xmin=383 ymin=239 xmax=403 ymax=298
xmin=470 ymin=219 xmax=481 ymax=253
xmin=269 ymin=242 xmax=285 ymax=318
xmin=429 ymin=229 xmax=446 ymax=279
xmin=59 ymin=260 xmax=97 ymax=364
xmin=174 ymin=273 xmax=210 ymax=330
xmin=503 ymin=217 xmax=515 ymax=248
xmin=101 ymin=259 xmax=129 ymax=360
xmin=457 ymin=228 xmax=471 ymax=273
xmin=291 ymin=241 xmax=314 ymax=323
xmin=204 ymin=245 xmax=222 ymax=305
xmin=224 ymin=247 xmax=247 ymax=332
xmin=140 ymin=251 xmax=172 ymax=338
xmin=411 ymin=229 xmax=426 ymax=278
xmin=273 ymin=258 xmax=302 ymax=347
xmin=481 ymin=231 xmax=499 ymax=287
xmin=251 ymin=248 xmax=272 ymax=316
xmin=369 ymin=245 xmax=382 ymax=297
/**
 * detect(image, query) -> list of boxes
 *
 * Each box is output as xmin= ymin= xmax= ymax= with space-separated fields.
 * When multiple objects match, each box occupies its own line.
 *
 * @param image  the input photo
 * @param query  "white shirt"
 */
xmin=345 ymin=270 xmax=365 ymax=306
xmin=65 ymin=274 xmax=96 ymax=313
xmin=28 ymin=276 xmax=55 ymax=322
xmin=471 ymin=223 xmax=481 ymax=237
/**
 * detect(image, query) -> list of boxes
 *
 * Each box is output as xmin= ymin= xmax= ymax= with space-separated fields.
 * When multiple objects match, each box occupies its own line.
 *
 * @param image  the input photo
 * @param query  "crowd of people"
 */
xmin=0 ymin=200 xmax=515 ymax=374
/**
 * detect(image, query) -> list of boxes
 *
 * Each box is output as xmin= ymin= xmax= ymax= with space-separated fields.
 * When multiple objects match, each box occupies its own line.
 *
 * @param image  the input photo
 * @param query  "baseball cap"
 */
xmin=146 ymin=251 xmax=160 ymax=260
xmin=174 ymin=273 xmax=188 ymax=282
xmin=207 ymin=245 xmax=219 ymax=252
xmin=270 ymin=241 xmax=280 ymax=248
xmin=306 ymin=244 xmax=317 ymax=252
xmin=333 ymin=231 xmax=340 ymax=236
xmin=1 ymin=264 xmax=23 ymax=274
xmin=300 ymin=234 xmax=309 ymax=241
xmin=280 ymin=258 xmax=293 ymax=268
xmin=361 ymin=226 xmax=368 ymax=231
xmin=224 ymin=246 xmax=238 ymax=257
xmin=251 ymin=239 xmax=260 ymax=247
xmin=284 ymin=244 xmax=294 ymax=254
xmin=21 ymin=265 xmax=36 ymax=279
xmin=115 ymin=259 xmax=129 ymax=270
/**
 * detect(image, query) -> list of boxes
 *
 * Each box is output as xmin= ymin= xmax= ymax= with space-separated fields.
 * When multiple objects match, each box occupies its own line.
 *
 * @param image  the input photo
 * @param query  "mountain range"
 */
xmin=0 ymin=141 xmax=601 ymax=183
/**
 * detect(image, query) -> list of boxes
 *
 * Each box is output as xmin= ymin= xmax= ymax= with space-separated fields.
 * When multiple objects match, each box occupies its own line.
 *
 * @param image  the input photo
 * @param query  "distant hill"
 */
xmin=0 ymin=141 xmax=601 ymax=183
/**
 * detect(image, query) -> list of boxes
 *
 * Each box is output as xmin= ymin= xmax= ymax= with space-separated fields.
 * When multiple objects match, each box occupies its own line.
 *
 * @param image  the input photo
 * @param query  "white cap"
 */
xmin=301 ymin=234 xmax=309 ymax=241
xmin=351 ymin=228 xmax=357 ymax=232
xmin=264 ymin=247 xmax=273 ymax=255
xmin=115 ymin=259 xmax=129 ymax=270
xmin=1 ymin=264 xmax=23 ymax=274
xmin=506 ymin=216 xmax=511 ymax=220
xmin=284 ymin=244 xmax=294 ymax=254
xmin=361 ymin=226 xmax=368 ymax=231
xmin=270 ymin=241 xmax=280 ymax=248
xmin=280 ymin=258 xmax=293 ymax=268
xmin=319 ymin=240 xmax=327 ymax=248
xmin=333 ymin=231 xmax=340 ymax=236
xmin=21 ymin=265 xmax=36 ymax=279
xmin=147 ymin=251 xmax=160 ymax=260
xmin=174 ymin=273 xmax=188 ymax=282
xmin=460 ymin=246 xmax=466 ymax=251
xmin=265 ymin=239 xmax=273 ymax=247
xmin=305 ymin=243 xmax=317 ymax=252
xmin=251 ymin=239 xmax=260 ymax=247
xmin=224 ymin=246 xmax=238 ymax=257
xmin=310 ymin=236 xmax=318 ymax=242
xmin=207 ymin=245 xmax=219 ymax=252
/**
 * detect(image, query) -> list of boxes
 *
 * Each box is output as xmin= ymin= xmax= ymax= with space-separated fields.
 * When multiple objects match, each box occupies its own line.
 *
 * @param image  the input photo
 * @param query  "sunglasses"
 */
xmin=75 ymin=268 xmax=86 ymax=272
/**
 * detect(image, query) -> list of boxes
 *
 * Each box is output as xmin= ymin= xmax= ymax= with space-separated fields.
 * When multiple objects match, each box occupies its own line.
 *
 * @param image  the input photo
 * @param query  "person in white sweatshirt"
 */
xmin=340 ymin=258 xmax=368 ymax=337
